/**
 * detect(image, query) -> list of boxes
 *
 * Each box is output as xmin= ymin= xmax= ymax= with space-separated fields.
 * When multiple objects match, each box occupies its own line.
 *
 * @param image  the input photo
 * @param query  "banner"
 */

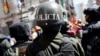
xmin=70 ymin=16 xmax=76 ymax=28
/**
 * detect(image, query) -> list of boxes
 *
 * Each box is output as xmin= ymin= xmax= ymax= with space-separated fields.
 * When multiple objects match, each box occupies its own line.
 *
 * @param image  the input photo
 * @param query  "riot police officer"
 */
xmin=26 ymin=1 xmax=75 ymax=56
xmin=82 ymin=7 xmax=100 ymax=56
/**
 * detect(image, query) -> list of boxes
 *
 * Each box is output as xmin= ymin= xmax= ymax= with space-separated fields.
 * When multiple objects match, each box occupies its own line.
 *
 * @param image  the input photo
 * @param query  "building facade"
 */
xmin=0 ymin=0 xmax=75 ymax=35
xmin=0 ymin=0 xmax=40 ymax=35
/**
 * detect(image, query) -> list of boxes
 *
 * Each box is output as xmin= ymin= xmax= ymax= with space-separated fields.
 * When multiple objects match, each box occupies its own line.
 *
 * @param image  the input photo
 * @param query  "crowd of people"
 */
xmin=0 ymin=1 xmax=100 ymax=56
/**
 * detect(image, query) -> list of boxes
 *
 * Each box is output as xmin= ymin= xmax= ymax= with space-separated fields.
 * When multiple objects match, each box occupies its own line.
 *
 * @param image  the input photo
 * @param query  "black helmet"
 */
xmin=84 ymin=7 xmax=98 ymax=16
xmin=83 ymin=7 xmax=100 ymax=22
xmin=35 ymin=1 xmax=66 ymax=32
xmin=9 ymin=22 xmax=30 ymax=41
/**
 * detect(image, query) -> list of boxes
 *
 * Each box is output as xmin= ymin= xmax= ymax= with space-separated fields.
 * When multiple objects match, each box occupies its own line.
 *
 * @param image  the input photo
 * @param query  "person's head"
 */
xmin=9 ymin=22 xmax=30 ymax=41
xmin=34 ymin=1 xmax=67 ymax=33
xmin=83 ymin=7 xmax=100 ymax=23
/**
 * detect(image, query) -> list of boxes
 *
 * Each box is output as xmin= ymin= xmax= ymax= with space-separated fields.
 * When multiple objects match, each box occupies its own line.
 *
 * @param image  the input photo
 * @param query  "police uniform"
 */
xmin=26 ymin=1 xmax=75 ymax=56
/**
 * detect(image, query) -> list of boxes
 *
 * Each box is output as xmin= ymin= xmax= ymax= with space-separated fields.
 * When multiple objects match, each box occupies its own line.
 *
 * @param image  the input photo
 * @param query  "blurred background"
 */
xmin=0 ymin=0 xmax=99 ymax=35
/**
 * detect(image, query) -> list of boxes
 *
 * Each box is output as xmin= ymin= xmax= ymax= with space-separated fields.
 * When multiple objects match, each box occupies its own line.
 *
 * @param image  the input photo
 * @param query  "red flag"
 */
xmin=70 ymin=16 xmax=76 ymax=28
xmin=4 ymin=0 xmax=9 ymax=14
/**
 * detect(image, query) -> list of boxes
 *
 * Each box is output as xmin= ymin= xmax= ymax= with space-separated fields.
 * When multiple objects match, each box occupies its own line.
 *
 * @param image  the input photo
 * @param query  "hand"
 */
xmin=34 ymin=26 xmax=42 ymax=32
xmin=19 ymin=46 xmax=27 ymax=56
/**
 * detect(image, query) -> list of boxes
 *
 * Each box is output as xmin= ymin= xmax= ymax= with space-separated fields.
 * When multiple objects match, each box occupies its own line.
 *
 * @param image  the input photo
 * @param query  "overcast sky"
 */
xmin=73 ymin=0 xmax=88 ymax=5
xmin=73 ymin=0 xmax=89 ymax=20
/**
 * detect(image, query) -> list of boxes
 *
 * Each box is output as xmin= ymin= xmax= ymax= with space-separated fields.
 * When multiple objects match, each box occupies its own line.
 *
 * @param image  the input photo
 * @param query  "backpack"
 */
xmin=54 ymin=37 xmax=75 ymax=56
xmin=63 ymin=34 xmax=85 ymax=56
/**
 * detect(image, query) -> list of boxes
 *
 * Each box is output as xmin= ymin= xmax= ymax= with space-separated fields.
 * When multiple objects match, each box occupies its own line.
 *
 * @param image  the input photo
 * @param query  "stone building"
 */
xmin=0 ymin=0 xmax=75 ymax=35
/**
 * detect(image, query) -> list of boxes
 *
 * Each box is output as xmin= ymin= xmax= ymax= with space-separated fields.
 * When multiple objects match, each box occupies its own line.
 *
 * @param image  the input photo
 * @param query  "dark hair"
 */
xmin=84 ymin=7 xmax=98 ymax=16
xmin=84 ymin=7 xmax=100 ymax=22
xmin=9 ymin=22 xmax=30 ymax=41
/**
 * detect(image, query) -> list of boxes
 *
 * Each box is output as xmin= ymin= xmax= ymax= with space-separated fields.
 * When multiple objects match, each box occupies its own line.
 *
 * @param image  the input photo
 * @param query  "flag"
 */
xmin=18 ymin=0 xmax=22 ymax=10
xmin=70 ymin=16 xmax=76 ymax=28
xmin=4 ymin=0 xmax=9 ymax=14
xmin=60 ymin=0 xmax=65 ymax=7
xmin=17 ymin=0 xmax=25 ymax=10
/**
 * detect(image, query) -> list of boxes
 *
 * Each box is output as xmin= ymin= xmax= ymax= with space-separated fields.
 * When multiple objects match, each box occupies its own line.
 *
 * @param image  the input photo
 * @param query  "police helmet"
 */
xmin=35 ymin=1 xmax=66 ymax=32
xmin=84 ymin=7 xmax=100 ymax=22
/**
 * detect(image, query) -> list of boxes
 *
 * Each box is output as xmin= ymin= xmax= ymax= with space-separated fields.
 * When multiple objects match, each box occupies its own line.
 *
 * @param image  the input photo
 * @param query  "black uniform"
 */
xmin=82 ymin=7 xmax=100 ymax=56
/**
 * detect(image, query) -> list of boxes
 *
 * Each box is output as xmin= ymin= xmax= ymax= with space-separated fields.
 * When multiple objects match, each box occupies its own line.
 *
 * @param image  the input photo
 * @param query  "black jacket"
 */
xmin=26 ymin=32 xmax=75 ymax=56
xmin=82 ymin=21 xmax=100 ymax=56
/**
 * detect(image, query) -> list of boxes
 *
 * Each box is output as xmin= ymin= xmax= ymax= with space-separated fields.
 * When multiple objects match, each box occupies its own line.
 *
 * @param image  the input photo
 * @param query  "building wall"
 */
xmin=75 ymin=3 xmax=86 ymax=24
xmin=0 ymin=0 xmax=74 ymax=35
xmin=0 ymin=0 xmax=20 ymax=34
xmin=0 ymin=0 xmax=37 ymax=35
xmin=0 ymin=0 xmax=52 ymax=35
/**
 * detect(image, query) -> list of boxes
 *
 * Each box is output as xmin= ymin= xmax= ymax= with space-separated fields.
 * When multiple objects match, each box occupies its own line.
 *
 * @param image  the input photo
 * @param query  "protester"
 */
xmin=4 ymin=22 xmax=31 ymax=56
